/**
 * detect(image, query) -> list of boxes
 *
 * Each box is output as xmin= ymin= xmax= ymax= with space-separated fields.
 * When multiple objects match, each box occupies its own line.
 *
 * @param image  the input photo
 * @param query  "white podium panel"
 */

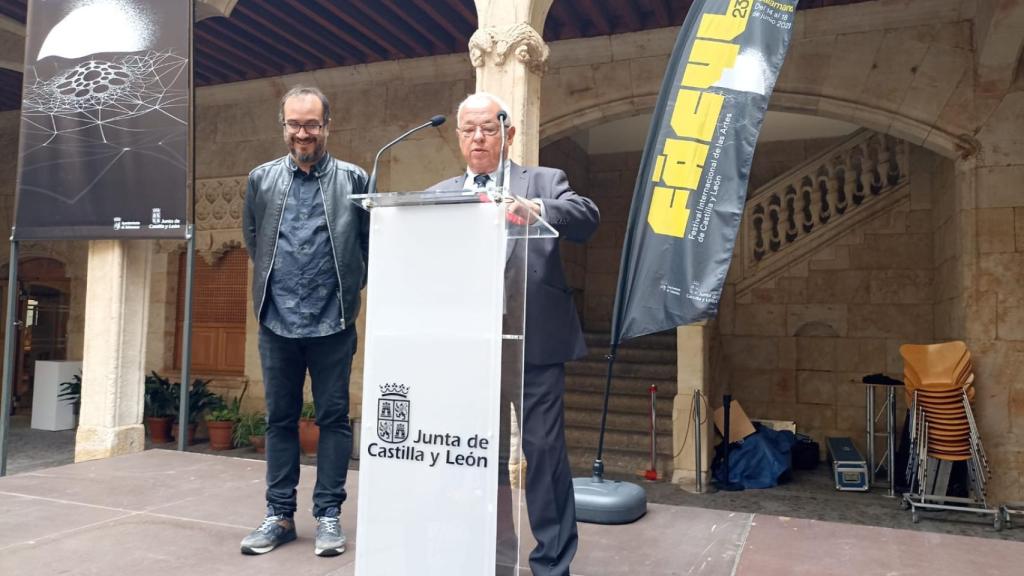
xmin=31 ymin=361 xmax=81 ymax=431
xmin=356 ymin=203 xmax=506 ymax=576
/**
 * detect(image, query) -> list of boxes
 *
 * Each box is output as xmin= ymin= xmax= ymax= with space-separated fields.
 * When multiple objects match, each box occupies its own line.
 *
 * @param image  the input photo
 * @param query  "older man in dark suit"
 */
xmin=432 ymin=92 xmax=599 ymax=576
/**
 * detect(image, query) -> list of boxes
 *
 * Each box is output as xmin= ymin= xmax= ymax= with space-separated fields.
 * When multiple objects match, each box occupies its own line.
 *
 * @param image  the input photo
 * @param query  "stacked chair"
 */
xmin=900 ymin=341 xmax=1002 ymax=529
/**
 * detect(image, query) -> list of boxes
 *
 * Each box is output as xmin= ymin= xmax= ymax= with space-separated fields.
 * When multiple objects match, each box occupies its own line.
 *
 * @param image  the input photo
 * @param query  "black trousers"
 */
xmin=259 ymin=324 xmax=356 ymax=518
xmin=497 ymin=361 xmax=578 ymax=576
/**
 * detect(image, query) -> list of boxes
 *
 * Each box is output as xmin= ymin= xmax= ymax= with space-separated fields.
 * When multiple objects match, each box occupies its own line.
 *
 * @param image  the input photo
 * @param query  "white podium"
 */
xmin=31 ymin=360 xmax=81 ymax=431
xmin=351 ymin=189 xmax=555 ymax=576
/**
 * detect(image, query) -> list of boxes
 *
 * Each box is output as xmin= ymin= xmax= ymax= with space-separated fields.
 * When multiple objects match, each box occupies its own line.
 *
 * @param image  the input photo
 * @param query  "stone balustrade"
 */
xmin=741 ymin=130 xmax=910 ymax=287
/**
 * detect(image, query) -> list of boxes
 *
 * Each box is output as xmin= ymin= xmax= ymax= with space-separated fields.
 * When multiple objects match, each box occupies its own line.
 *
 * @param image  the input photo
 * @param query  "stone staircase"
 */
xmin=564 ymin=331 xmax=676 ymax=478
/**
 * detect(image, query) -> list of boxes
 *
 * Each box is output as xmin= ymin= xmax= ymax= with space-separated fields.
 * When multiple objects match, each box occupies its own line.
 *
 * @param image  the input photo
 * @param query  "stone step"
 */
xmin=567 ymin=358 xmax=676 ymax=380
xmin=566 ymin=424 xmax=673 ymax=454
xmin=564 ymin=408 xmax=673 ymax=434
xmin=565 ymin=374 xmax=678 ymax=397
xmin=584 ymin=330 xmax=677 ymax=350
xmin=564 ymin=390 xmax=673 ymax=415
xmin=568 ymin=446 xmax=673 ymax=477
xmin=579 ymin=346 xmax=678 ymax=364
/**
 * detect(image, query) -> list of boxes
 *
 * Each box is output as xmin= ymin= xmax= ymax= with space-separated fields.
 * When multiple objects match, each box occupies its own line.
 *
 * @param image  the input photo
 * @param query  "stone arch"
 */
xmin=0 ymin=242 xmax=78 ymax=279
xmin=539 ymin=92 xmax=974 ymax=162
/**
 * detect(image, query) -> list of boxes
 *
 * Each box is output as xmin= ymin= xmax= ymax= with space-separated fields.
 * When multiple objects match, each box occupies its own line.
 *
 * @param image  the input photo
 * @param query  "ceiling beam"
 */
xmin=195 ymin=27 xmax=275 ymax=77
xmin=232 ymin=3 xmax=331 ymax=68
xmin=578 ymin=0 xmax=612 ymax=36
xmin=291 ymin=1 xmax=380 ymax=60
xmin=199 ymin=20 xmax=295 ymax=72
xmin=348 ymin=1 xmax=431 ymax=57
xmin=247 ymin=0 xmax=354 ymax=65
xmin=548 ymin=1 xmax=582 ymax=38
xmin=411 ymin=3 xmax=465 ymax=49
xmin=614 ymin=2 xmax=641 ymax=33
xmin=194 ymin=44 xmax=249 ymax=83
xmin=385 ymin=3 xmax=451 ymax=53
xmin=319 ymin=1 xmax=409 ymax=58
xmin=648 ymin=0 xmax=670 ymax=28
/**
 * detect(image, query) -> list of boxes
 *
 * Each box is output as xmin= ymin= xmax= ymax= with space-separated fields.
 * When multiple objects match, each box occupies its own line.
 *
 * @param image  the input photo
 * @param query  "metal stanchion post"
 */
xmin=644 ymin=385 xmax=658 ymax=481
xmin=866 ymin=385 xmax=875 ymax=489
xmin=694 ymin=389 xmax=702 ymax=493
xmin=887 ymin=385 xmax=896 ymax=497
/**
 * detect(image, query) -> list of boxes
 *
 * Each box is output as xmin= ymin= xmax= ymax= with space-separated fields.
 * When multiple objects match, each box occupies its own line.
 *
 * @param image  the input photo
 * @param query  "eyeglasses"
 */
xmin=282 ymin=121 xmax=324 ymax=134
xmin=457 ymin=124 xmax=502 ymax=139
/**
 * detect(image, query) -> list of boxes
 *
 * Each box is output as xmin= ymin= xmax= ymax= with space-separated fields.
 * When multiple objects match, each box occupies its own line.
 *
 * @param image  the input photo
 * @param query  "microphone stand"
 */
xmin=367 ymin=115 xmax=446 ymax=196
xmin=493 ymin=110 xmax=508 ymax=202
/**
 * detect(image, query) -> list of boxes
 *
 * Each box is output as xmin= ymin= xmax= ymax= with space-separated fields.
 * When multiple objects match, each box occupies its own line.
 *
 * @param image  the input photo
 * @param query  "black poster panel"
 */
xmin=14 ymin=0 xmax=190 ymax=240
xmin=612 ymin=0 xmax=799 ymax=346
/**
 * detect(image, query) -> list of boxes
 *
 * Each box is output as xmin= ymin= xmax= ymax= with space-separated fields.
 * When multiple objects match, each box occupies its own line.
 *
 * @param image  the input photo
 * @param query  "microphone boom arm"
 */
xmin=367 ymin=115 xmax=446 ymax=196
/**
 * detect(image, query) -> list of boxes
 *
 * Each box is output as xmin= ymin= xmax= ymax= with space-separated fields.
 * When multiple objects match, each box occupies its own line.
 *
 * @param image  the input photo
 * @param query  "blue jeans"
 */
xmin=259 ymin=324 xmax=356 ymax=518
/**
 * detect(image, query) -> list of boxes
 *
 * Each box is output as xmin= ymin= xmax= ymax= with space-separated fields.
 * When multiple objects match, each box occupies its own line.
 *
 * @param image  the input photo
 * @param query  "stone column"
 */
xmin=74 ymin=240 xmax=152 ymax=462
xmin=469 ymin=0 xmax=553 ymax=165
xmin=671 ymin=323 xmax=712 ymax=490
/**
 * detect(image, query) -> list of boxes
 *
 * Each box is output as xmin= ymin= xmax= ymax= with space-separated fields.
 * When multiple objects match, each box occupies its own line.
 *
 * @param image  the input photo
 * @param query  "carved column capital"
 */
xmin=469 ymin=23 xmax=550 ymax=76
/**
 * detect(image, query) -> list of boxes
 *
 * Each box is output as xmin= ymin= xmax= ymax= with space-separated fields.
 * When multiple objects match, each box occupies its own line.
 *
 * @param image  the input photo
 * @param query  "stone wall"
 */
xmin=710 ymin=146 xmax=940 ymax=456
xmin=576 ymin=138 xmax=849 ymax=333
xmin=539 ymin=137 xmax=590 ymax=316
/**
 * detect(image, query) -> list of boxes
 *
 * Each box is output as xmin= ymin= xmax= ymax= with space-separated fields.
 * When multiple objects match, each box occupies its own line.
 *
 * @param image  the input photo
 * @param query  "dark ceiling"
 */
xmin=0 ymin=0 xmax=870 ymax=111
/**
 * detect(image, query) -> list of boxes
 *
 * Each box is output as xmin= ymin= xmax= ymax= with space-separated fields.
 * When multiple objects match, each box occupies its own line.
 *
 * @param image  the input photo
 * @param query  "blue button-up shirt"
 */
xmin=261 ymin=154 xmax=344 ymax=338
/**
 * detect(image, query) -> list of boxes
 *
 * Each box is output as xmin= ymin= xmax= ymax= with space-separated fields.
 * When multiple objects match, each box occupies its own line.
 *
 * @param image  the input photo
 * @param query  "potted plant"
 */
xmin=299 ymin=401 xmax=318 ymax=456
xmin=57 ymin=373 xmax=82 ymax=419
xmin=205 ymin=383 xmax=247 ymax=450
xmin=235 ymin=410 xmax=267 ymax=453
xmin=205 ymin=403 xmax=237 ymax=450
xmin=169 ymin=376 xmax=219 ymax=444
xmin=144 ymin=371 xmax=176 ymax=443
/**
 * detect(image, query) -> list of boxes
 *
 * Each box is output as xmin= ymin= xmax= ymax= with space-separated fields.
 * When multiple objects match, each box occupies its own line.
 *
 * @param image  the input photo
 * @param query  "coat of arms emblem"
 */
xmin=377 ymin=383 xmax=410 ymax=443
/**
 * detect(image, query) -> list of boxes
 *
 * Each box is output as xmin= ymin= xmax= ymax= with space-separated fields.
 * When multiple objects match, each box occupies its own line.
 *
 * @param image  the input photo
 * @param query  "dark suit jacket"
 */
xmin=431 ymin=162 xmax=600 ymax=366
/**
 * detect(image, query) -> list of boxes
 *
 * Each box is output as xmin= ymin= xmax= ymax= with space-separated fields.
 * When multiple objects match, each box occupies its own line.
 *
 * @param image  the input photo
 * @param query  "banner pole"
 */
xmin=176 ymin=0 xmax=196 ymax=452
xmin=0 ymin=239 xmax=20 ymax=476
xmin=177 ymin=226 xmax=195 ymax=450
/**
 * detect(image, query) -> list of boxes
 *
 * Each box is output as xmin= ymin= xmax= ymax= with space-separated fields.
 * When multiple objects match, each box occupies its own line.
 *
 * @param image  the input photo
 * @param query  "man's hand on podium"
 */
xmin=507 ymin=195 xmax=541 ymax=226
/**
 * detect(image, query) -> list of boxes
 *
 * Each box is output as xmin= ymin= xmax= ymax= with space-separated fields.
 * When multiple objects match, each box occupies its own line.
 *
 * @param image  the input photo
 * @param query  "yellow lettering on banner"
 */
xmin=661 ymin=138 xmax=709 ymax=191
xmin=647 ymin=186 xmax=691 ymax=238
xmin=644 ymin=0 xmax=753 ymax=239
xmin=651 ymin=155 xmax=666 ymax=183
xmin=671 ymin=89 xmax=723 ymax=142
xmin=682 ymin=39 xmax=740 ymax=89
xmin=697 ymin=0 xmax=753 ymax=42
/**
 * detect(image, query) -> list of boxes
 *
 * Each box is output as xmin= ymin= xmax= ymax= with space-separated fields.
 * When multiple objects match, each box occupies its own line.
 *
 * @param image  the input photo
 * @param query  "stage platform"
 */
xmin=0 ymin=449 xmax=1020 ymax=575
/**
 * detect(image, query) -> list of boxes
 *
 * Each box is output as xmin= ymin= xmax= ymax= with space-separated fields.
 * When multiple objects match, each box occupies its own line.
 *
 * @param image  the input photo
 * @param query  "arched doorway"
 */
xmin=0 ymin=258 xmax=71 ymax=414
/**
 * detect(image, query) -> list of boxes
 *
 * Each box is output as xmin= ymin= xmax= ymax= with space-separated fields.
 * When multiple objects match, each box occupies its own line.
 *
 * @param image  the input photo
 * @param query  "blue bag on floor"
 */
xmin=712 ymin=424 xmax=796 ymax=489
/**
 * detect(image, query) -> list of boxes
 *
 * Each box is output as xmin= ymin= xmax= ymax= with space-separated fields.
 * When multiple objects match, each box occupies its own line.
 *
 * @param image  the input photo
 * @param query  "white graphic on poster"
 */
xmin=38 ymin=0 xmax=155 ymax=60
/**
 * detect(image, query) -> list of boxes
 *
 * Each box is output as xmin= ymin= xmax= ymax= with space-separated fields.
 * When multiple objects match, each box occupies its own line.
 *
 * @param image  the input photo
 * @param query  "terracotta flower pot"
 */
xmin=299 ymin=418 xmax=319 ymax=456
xmin=249 ymin=435 xmax=266 ymax=454
xmin=146 ymin=416 xmax=173 ymax=444
xmin=207 ymin=420 xmax=235 ymax=450
xmin=171 ymin=422 xmax=198 ymax=445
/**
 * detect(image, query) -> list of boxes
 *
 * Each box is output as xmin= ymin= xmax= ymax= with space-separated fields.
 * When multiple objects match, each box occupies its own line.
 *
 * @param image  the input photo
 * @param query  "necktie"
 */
xmin=473 ymin=173 xmax=490 ymax=189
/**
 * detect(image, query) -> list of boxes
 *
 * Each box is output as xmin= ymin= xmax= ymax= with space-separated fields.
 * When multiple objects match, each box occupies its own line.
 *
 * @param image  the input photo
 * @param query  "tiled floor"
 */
xmin=1 ymin=450 xmax=1021 ymax=575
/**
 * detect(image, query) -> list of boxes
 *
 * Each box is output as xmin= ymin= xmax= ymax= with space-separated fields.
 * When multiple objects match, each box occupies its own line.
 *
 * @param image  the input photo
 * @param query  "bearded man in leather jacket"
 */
xmin=239 ymin=85 xmax=369 ymax=558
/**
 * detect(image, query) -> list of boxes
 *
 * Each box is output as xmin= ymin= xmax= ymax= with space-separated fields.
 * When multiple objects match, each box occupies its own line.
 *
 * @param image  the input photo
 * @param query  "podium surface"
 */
xmin=352 ymin=190 xmax=554 ymax=576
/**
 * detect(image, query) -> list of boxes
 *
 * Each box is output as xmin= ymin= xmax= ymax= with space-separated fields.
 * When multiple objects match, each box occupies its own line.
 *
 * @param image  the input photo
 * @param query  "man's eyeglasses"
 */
xmin=457 ymin=124 xmax=502 ymax=139
xmin=282 ymin=121 xmax=324 ymax=134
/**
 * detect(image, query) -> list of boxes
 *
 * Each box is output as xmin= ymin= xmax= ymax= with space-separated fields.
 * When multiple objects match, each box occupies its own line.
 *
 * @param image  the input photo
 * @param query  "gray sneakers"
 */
xmin=314 ymin=506 xmax=346 ymax=557
xmin=240 ymin=508 xmax=297 ymax=555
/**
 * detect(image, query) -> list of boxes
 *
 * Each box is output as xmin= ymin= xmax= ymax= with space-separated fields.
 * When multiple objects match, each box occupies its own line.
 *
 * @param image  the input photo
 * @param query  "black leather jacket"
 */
xmin=243 ymin=153 xmax=369 ymax=330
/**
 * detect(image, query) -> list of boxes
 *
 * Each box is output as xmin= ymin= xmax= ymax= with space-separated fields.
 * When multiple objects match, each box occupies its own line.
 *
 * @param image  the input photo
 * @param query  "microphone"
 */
xmin=495 ymin=110 xmax=508 ymax=197
xmin=366 ymin=115 xmax=446 ymax=196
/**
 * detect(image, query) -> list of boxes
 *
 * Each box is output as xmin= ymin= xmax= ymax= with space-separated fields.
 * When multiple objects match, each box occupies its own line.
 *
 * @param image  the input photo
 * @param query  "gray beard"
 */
xmin=291 ymin=142 xmax=325 ymax=166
